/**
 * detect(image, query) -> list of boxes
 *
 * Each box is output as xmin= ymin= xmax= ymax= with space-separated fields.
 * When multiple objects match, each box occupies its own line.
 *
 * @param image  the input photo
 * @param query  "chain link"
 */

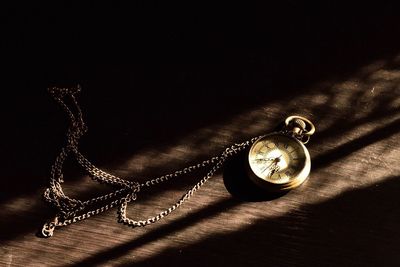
xmin=41 ymin=86 xmax=261 ymax=237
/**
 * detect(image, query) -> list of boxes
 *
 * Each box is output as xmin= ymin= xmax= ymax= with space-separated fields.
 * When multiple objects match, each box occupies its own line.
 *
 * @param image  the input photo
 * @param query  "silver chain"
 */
xmin=41 ymin=86 xmax=260 ymax=237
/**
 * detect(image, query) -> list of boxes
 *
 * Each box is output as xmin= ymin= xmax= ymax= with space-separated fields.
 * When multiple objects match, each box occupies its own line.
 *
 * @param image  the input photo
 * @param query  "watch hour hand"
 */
xmin=255 ymin=156 xmax=280 ymax=162
xmin=254 ymin=158 xmax=273 ymax=162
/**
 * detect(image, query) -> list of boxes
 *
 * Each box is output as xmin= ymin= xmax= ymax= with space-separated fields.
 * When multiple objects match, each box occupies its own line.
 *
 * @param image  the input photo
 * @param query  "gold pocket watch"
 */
xmin=248 ymin=116 xmax=315 ymax=192
xmin=42 ymin=86 xmax=319 ymax=237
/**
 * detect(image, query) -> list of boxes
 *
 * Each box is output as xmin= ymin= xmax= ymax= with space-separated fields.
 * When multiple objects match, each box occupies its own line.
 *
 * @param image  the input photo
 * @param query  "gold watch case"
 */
xmin=247 ymin=116 xmax=315 ymax=192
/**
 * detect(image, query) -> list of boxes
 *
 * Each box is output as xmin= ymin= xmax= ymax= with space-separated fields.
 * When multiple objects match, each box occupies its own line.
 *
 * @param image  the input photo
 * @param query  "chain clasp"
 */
xmin=41 ymin=216 xmax=59 ymax=238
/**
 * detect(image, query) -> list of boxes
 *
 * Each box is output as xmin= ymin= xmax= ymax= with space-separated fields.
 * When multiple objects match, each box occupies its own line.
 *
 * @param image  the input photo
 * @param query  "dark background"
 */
xmin=2 ymin=2 xmax=400 ymax=266
xmin=3 ymin=1 xmax=400 ymax=182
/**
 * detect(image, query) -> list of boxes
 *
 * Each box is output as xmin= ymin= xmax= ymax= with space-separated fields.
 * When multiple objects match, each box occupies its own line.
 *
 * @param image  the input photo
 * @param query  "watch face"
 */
xmin=248 ymin=133 xmax=310 ymax=190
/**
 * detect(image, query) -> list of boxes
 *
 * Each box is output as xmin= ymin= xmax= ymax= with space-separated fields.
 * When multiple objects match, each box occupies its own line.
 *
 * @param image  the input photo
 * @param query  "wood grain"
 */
xmin=2 ymin=3 xmax=400 ymax=267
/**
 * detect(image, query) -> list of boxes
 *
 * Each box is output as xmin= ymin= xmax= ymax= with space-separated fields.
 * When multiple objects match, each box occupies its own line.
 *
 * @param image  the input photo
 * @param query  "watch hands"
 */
xmin=254 ymin=158 xmax=275 ymax=162
xmin=260 ymin=155 xmax=282 ymax=174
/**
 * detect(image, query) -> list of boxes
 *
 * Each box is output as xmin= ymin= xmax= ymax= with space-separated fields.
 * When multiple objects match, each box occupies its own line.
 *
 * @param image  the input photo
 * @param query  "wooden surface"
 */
xmin=2 ymin=3 xmax=400 ymax=267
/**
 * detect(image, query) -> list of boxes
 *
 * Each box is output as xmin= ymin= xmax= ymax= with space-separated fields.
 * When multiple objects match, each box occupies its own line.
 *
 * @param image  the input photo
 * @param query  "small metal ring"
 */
xmin=41 ymin=223 xmax=55 ymax=238
xmin=299 ymin=135 xmax=310 ymax=144
xmin=285 ymin=115 xmax=315 ymax=136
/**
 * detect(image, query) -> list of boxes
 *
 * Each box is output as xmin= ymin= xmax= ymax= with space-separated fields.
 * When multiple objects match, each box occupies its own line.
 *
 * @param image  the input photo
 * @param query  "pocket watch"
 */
xmin=247 ymin=116 xmax=315 ymax=192
xmin=41 ymin=87 xmax=317 ymax=237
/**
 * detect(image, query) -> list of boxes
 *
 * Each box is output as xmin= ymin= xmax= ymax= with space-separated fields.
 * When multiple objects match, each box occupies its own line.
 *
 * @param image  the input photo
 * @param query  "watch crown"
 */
xmin=292 ymin=119 xmax=306 ymax=130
